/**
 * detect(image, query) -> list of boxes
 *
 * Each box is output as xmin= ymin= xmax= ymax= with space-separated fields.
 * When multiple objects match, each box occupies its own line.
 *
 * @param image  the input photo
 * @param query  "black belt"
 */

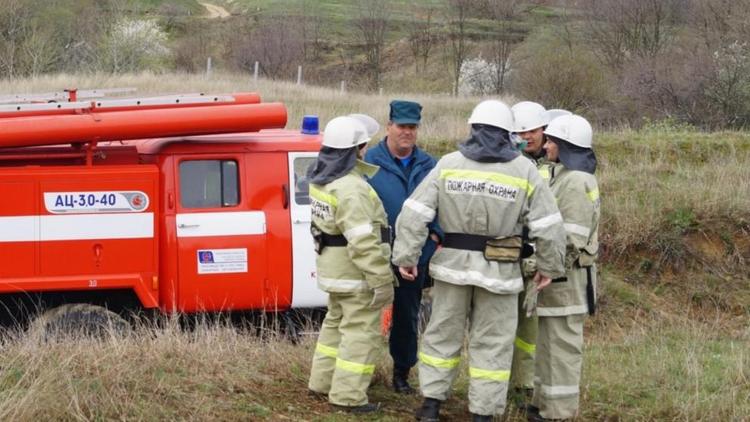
xmin=320 ymin=227 xmax=391 ymax=247
xmin=442 ymin=233 xmax=493 ymax=252
xmin=443 ymin=233 xmax=535 ymax=258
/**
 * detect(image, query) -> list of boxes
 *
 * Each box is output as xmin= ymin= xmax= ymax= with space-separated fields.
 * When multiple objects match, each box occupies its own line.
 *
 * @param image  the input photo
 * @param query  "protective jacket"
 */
xmin=392 ymin=151 xmax=566 ymax=294
xmin=364 ymin=139 xmax=441 ymax=267
xmin=521 ymin=150 xmax=551 ymax=181
xmin=536 ymin=162 xmax=600 ymax=316
xmin=310 ymin=160 xmax=395 ymax=293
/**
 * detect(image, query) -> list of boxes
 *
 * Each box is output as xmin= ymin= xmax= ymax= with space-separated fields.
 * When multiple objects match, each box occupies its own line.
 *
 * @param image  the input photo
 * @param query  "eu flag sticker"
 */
xmin=198 ymin=250 xmax=215 ymax=264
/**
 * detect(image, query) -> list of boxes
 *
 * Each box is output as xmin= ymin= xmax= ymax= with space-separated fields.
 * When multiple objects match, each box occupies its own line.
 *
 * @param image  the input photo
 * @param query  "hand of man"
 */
xmin=533 ymin=271 xmax=552 ymax=291
xmin=369 ymin=283 xmax=394 ymax=309
xmin=429 ymin=233 xmax=441 ymax=244
xmin=399 ymin=266 xmax=418 ymax=281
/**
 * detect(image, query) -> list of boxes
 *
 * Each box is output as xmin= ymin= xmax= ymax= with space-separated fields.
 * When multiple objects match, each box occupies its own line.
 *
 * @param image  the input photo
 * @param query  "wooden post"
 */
xmin=297 ymin=65 xmax=302 ymax=85
xmin=206 ymin=57 xmax=212 ymax=77
xmin=340 ymin=81 xmax=346 ymax=94
xmin=254 ymin=61 xmax=259 ymax=83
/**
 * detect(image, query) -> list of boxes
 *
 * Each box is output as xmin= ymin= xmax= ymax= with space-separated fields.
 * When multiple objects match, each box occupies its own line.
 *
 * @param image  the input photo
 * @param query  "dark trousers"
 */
xmin=389 ymin=265 xmax=428 ymax=371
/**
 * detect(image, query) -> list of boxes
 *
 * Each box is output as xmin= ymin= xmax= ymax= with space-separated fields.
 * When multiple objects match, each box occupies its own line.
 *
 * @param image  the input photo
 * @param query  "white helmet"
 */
xmin=322 ymin=116 xmax=370 ymax=149
xmin=545 ymin=109 xmax=572 ymax=121
xmin=512 ymin=101 xmax=547 ymax=132
xmin=468 ymin=99 xmax=514 ymax=132
xmin=348 ymin=113 xmax=380 ymax=138
xmin=544 ymin=115 xmax=593 ymax=149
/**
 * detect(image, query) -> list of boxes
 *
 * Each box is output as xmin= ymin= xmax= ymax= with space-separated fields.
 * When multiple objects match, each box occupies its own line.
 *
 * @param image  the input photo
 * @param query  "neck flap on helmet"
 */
xmin=307 ymin=146 xmax=359 ymax=185
xmin=459 ymin=124 xmax=519 ymax=163
xmin=554 ymin=137 xmax=597 ymax=174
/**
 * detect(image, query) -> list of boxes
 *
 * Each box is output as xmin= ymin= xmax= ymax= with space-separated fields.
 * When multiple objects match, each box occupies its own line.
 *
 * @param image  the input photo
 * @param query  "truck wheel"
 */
xmin=31 ymin=304 xmax=130 ymax=339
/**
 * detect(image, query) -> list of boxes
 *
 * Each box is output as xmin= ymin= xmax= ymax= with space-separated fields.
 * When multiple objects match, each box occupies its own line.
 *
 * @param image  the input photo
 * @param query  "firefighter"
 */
xmin=508 ymin=102 xmax=571 ymax=408
xmin=528 ymin=114 xmax=600 ymax=422
xmin=307 ymin=115 xmax=396 ymax=414
xmin=363 ymin=100 xmax=442 ymax=394
xmin=392 ymin=100 xmax=567 ymax=421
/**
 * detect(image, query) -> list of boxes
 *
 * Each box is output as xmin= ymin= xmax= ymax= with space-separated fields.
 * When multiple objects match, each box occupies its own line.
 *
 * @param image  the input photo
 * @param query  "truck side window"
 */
xmin=179 ymin=160 xmax=240 ymax=208
xmin=293 ymin=157 xmax=316 ymax=205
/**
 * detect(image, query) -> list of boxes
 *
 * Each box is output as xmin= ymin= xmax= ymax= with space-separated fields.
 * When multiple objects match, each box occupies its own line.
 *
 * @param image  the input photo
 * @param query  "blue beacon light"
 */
xmin=301 ymin=115 xmax=319 ymax=135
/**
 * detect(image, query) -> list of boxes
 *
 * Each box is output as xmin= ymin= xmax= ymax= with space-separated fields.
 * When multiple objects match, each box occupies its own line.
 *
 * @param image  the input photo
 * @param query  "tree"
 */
xmin=445 ymin=0 xmax=477 ymax=96
xmin=99 ymin=18 xmax=170 ymax=73
xmin=581 ymin=0 xmax=687 ymax=69
xmin=483 ymin=0 xmax=524 ymax=94
xmin=512 ymin=29 xmax=610 ymax=114
xmin=0 ymin=0 xmax=34 ymax=78
xmin=407 ymin=4 xmax=438 ymax=74
xmin=228 ymin=16 xmax=304 ymax=80
xmin=298 ymin=0 xmax=324 ymax=61
xmin=354 ymin=0 xmax=390 ymax=91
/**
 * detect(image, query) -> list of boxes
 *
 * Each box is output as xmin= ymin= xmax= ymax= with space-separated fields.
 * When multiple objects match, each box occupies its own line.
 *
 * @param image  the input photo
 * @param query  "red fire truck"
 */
xmin=0 ymin=90 xmax=326 ymax=330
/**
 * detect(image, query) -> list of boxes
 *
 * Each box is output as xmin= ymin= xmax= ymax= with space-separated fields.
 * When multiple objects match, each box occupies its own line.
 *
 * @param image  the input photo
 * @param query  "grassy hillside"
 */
xmin=0 ymin=73 xmax=747 ymax=420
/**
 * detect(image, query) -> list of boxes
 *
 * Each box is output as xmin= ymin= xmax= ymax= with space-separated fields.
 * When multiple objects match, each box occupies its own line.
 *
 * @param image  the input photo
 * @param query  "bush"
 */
xmin=98 ymin=18 xmax=170 ymax=73
xmin=509 ymin=29 xmax=611 ymax=115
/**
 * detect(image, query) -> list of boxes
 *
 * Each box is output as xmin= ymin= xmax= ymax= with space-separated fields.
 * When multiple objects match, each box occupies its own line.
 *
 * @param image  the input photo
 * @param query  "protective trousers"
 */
xmin=418 ymin=279 xmax=517 ymax=416
xmin=308 ymin=290 xmax=381 ymax=406
xmin=531 ymin=313 xmax=585 ymax=419
xmin=510 ymin=275 xmax=538 ymax=390
xmin=389 ymin=264 xmax=427 ymax=372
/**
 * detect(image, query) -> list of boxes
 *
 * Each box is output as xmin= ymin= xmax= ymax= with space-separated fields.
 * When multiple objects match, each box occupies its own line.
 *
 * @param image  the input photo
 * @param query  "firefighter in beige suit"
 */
xmin=528 ymin=114 xmax=600 ymax=422
xmin=392 ymin=100 xmax=567 ymax=422
xmin=307 ymin=116 xmax=395 ymax=414
xmin=509 ymin=102 xmax=571 ymax=407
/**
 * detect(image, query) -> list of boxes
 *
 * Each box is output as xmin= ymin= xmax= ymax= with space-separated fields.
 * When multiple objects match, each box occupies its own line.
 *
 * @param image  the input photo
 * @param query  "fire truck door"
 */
xmin=288 ymin=152 xmax=327 ymax=307
xmin=174 ymin=156 xmax=267 ymax=312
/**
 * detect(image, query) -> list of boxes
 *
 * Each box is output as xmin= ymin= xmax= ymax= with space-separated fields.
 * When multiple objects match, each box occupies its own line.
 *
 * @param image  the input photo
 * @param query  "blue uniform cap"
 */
xmin=389 ymin=100 xmax=422 ymax=125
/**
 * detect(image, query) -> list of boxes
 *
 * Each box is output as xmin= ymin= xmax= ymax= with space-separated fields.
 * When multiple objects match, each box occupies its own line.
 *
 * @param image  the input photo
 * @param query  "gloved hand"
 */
xmin=369 ymin=283 xmax=394 ymax=309
xmin=523 ymin=277 xmax=540 ymax=317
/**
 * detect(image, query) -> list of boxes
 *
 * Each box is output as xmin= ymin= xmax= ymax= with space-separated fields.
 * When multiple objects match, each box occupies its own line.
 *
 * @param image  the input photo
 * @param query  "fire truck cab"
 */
xmin=0 ymin=90 xmax=327 ymax=326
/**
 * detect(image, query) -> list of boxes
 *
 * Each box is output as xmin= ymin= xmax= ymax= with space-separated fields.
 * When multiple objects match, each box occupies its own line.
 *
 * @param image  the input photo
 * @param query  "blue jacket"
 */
xmin=364 ymin=138 xmax=442 ymax=267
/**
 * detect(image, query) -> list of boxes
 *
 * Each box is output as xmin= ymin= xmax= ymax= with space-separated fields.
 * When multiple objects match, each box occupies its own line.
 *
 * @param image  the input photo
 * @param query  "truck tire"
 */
xmin=31 ymin=303 xmax=130 ymax=340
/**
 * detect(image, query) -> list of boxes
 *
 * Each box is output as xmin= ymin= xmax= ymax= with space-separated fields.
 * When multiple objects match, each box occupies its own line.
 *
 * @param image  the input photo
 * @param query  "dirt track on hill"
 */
xmin=200 ymin=2 xmax=230 ymax=18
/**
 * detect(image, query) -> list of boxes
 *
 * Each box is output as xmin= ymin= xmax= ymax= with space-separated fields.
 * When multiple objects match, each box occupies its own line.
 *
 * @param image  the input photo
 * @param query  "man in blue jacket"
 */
xmin=364 ymin=100 xmax=442 ymax=394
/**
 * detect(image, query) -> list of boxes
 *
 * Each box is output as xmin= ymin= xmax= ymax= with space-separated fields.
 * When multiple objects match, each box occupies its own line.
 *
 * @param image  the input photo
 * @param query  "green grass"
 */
xmin=584 ymin=319 xmax=749 ymax=420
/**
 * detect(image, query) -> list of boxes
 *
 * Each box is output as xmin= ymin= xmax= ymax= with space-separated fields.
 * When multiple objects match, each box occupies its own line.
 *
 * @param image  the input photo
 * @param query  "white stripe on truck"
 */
xmin=176 ymin=211 xmax=266 ymax=238
xmin=0 ymin=213 xmax=154 ymax=242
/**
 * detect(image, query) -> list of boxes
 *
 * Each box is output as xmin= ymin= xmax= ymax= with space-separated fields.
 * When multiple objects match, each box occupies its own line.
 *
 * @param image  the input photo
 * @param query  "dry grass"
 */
xmin=0 ymin=294 xmax=745 ymax=421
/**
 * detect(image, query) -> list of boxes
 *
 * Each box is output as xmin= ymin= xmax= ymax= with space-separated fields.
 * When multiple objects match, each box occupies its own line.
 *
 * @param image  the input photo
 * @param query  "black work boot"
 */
xmin=330 ymin=402 xmax=381 ymax=414
xmin=415 ymin=397 xmax=441 ymax=422
xmin=393 ymin=367 xmax=416 ymax=394
xmin=512 ymin=387 xmax=534 ymax=412
xmin=526 ymin=406 xmax=564 ymax=422
xmin=471 ymin=413 xmax=494 ymax=421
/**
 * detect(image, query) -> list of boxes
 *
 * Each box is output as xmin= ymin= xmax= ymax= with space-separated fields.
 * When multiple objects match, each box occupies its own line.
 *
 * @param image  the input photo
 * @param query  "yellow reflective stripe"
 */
xmin=538 ymin=168 xmax=550 ymax=181
xmin=315 ymin=343 xmax=338 ymax=358
xmin=469 ymin=367 xmax=510 ymax=382
xmin=419 ymin=352 xmax=461 ymax=369
xmin=335 ymin=358 xmax=375 ymax=375
xmin=587 ymin=188 xmax=600 ymax=202
xmin=309 ymin=185 xmax=338 ymax=207
xmin=439 ymin=169 xmax=534 ymax=196
xmin=514 ymin=336 xmax=536 ymax=355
